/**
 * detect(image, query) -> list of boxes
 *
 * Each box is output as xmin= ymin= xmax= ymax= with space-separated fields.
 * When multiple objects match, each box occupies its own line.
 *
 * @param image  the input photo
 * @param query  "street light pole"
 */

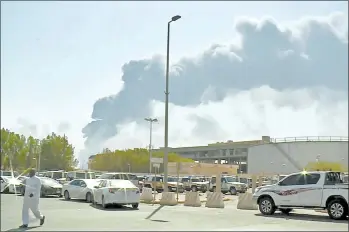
xmin=145 ymin=117 xmax=158 ymax=174
xmin=163 ymin=15 xmax=181 ymax=192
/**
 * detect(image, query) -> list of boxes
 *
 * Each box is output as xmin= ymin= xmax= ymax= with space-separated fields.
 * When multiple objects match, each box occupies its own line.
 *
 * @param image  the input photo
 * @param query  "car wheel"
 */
xmin=258 ymin=196 xmax=276 ymax=215
xmin=327 ymin=199 xmax=348 ymax=220
xmin=40 ymin=191 xmax=45 ymax=198
xmin=86 ymin=192 xmax=92 ymax=203
xmin=229 ymin=187 xmax=237 ymax=195
xmin=191 ymin=186 xmax=197 ymax=192
xmin=132 ymin=203 xmax=139 ymax=209
xmin=64 ymin=190 xmax=70 ymax=200
xmin=20 ymin=187 xmax=25 ymax=196
xmin=102 ymin=196 xmax=107 ymax=208
xmin=280 ymin=208 xmax=293 ymax=215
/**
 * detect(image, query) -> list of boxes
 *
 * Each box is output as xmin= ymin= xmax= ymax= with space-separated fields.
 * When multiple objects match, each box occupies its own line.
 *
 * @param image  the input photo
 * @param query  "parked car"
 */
xmin=253 ymin=171 xmax=348 ymax=220
xmin=208 ymin=175 xmax=247 ymax=195
xmin=63 ymin=179 xmax=101 ymax=202
xmin=167 ymin=177 xmax=184 ymax=193
xmin=97 ymin=172 xmax=140 ymax=188
xmin=92 ymin=179 xmax=140 ymax=209
xmin=20 ymin=177 xmax=63 ymax=197
xmin=1 ymin=176 xmax=22 ymax=194
xmin=66 ymin=171 xmax=96 ymax=181
xmin=143 ymin=176 xmax=164 ymax=192
xmin=180 ymin=176 xmax=208 ymax=192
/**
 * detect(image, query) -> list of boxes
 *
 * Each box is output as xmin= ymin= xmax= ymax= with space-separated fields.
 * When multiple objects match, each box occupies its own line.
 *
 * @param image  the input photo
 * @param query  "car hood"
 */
xmin=228 ymin=182 xmax=245 ymax=185
xmin=168 ymin=182 xmax=183 ymax=186
xmin=192 ymin=181 xmax=207 ymax=185
xmin=7 ymin=178 xmax=22 ymax=185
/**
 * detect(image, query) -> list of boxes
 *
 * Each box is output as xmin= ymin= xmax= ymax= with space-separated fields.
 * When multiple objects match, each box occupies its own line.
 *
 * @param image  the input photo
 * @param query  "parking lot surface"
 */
xmin=1 ymin=194 xmax=347 ymax=231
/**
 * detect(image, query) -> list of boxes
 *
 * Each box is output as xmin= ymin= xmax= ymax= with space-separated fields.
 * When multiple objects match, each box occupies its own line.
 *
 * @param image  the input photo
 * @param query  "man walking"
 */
xmin=20 ymin=168 xmax=45 ymax=228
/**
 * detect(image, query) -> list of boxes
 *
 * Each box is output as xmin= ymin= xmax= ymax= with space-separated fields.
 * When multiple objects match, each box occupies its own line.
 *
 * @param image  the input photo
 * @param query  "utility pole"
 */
xmin=144 ymin=118 xmax=158 ymax=174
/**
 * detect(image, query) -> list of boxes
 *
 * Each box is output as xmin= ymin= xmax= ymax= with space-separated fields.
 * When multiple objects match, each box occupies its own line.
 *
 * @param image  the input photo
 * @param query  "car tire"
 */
xmin=327 ymin=199 xmax=348 ymax=220
xmin=191 ymin=186 xmax=197 ymax=192
xmin=20 ymin=187 xmax=25 ymax=196
xmin=102 ymin=196 xmax=107 ymax=208
xmin=258 ymin=196 xmax=276 ymax=215
xmin=132 ymin=203 xmax=139 ymax=209
xmin=86 ymin=192 xmax=92 ymax=203
xmin=64 ymin=190 xmax=70 ymax=200
xmin=229 ymin=187 xmax=237 ymax=195
xmin=280 ymin=208 xmax=293 ymax=215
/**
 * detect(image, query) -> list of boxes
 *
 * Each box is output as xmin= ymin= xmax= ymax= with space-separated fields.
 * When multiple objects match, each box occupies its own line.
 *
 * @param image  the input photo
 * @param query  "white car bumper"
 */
xmin=104 ymin=192 xmax=140 ymax=205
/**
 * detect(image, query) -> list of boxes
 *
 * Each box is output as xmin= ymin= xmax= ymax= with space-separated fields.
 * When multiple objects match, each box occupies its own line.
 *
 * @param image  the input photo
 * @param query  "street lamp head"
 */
xmin=153 ymin=118 xmax=158 ymax=123
xmin=171 ymin=15 xmax=181 ymax=22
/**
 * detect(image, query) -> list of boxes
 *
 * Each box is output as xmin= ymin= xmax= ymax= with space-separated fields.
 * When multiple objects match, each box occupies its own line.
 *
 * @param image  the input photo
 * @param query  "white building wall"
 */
xmin=247 ymin=141 xmax=348 ymax=175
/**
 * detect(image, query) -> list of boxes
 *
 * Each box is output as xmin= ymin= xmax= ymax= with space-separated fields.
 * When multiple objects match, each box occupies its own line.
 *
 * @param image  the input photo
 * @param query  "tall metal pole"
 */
xmin=163 ymin=21 xmax=171 ymax=192
xmin=149 ymin=121 xmax=153 ymax=174
xmin=163 ymin=15 xmax=181 ymax=192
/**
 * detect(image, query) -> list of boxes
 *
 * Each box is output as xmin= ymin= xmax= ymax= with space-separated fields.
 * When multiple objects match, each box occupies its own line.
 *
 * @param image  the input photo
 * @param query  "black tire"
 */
xmin=20 ymin=187 xmax=25 ymax=196
xmin=327 ymin=199 xmax=348 ymax=220
xmin=86 ymin=192 xmax=92 ymax=203
xmin=229 ymin=187 xmax=237 ymax=195
xmin=102 ymin=196 xmax=107 ymax=208
xmin=280 ymin=208 xmax=293 ymax=215
xmin=64 ymin=190 xmax=70 ymax=200
xmin=40 ymin=191 xmax=45 ymax=198
xmin=132 ymin=203 xmax=139 ymax=209
xmin=191 ymin=186 xmax=198 ymax=192
xmin=258 ymin=196 xmax=276 ymax=215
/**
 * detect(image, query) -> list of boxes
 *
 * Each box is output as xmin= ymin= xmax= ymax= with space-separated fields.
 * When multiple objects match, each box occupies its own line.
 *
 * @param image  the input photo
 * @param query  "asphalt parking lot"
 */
xmin=1 ymin=193 xmax=347 ymax=231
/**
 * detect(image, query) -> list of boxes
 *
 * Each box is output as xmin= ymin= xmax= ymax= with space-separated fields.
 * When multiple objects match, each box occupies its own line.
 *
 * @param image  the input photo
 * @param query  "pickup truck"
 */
xmin=209 ymin=175 xmax=247 ymax=195
xmin=253 ymin=171 xmax=348 ymax=220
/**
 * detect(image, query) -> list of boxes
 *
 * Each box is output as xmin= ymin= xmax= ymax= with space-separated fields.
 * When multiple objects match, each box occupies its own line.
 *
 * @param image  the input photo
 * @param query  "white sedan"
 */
xmin=93 ymin=179 xmax=140 ymax=209
xmin=1 ymin=176 xmax=22 ymax=193
xmin=62 ymin=179 xmax=101 ymax=202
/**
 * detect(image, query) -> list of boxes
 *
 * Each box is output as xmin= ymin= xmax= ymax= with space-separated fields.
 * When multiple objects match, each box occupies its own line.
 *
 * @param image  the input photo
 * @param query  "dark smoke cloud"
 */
xmin=81 ymin=13 xmax=348 ymax=159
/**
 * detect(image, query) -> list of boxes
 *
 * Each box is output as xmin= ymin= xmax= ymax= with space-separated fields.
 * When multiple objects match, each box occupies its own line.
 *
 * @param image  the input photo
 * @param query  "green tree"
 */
xmin=89 ymin=148 xmax=194 ymax=173
xmin=1 ymin=128 xmax=76 ymax=172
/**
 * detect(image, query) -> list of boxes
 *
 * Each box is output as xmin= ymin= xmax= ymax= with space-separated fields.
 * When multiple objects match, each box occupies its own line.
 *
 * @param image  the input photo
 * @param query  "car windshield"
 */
xmin=125 ymin=174 xmax=138 ymax=180
xmin=41 ymin=178 xmax=60 ymax=185
xmin=181 ymin=178 xmax=189 ymax=182
xmin=225 ymin=177 xmax=237 ymax=182
xmin=76 ymin=172 xmax=86 ymax=179
xmin=191 ymin=178 xmax=200 ymax=182
xmin=1 ymin=171 xmax=19 ymax=177
xmin=51 ymin=172 xmax=64 ymax=179
xmin=98 ymin=174 xmax=115 ymax=179
xmin=168 ymin=177 xmax=178 ymax=182
xmin=239 ymin=178 xmax=247 ymax=183
xmin=154 ymin=177 xmax=163 ymax=182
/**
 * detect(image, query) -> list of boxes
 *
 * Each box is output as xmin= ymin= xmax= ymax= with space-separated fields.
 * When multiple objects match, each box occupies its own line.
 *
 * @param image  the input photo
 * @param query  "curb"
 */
xmin=141 ymin=198 xmax=232 ymax=205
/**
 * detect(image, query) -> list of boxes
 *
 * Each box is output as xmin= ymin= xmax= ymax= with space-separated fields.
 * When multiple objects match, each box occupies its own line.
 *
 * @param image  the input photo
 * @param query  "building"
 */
xmin=156 ymin=136 xmax=273 ymax=173
xmin=157 ymin=136 xmax=348 ymax=174
xmin=87 ymin=155 xmax=96 ymax=170
xmin=247 ymin=136 xmax=348 ymax=175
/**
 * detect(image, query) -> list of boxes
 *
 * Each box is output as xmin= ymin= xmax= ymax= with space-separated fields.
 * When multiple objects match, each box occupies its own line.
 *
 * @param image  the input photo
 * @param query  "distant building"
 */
xmin=154 ymin=136 xmax=272 ymax=173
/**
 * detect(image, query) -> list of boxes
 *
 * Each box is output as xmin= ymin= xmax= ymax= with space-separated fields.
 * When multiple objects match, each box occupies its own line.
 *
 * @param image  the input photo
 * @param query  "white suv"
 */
xmin=209 ymin=176 xmax=247 ymax=195
xmin=253 ymin=171 xmax=348 ymax=220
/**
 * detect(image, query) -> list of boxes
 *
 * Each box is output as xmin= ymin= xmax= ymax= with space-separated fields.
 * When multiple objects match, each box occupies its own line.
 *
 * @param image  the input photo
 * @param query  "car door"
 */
xmin=298 ymin=173 xmax=322 ymax=207
xmin=95 ymin=180 xmax=106 ymax=204
xmin=76 ymin=180 xmax=87 ymax=200
xmin=221 ymin=177 xmax=228 ymax=191
xmin=277 ymin=174 xmax=305 ymax=206
xmin=68 ymin=180 xmax=81 ymax=198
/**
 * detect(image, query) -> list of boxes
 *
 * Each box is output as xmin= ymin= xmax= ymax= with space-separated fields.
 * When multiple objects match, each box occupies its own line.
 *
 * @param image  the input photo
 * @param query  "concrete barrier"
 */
xmin=206 ymin=192 xmax=212 ymax=199
xmin=184 ymin=191 xmax=201 ymax=207
xmin=205 ymin=192 xmax=224 ymax=208
xmin=237 ymin=192 xmax=258 ymax=210
xmin=140 ymin=187 xmax=153 ymax=203
xmin=160 ymin=192 xmax=177 ymax=206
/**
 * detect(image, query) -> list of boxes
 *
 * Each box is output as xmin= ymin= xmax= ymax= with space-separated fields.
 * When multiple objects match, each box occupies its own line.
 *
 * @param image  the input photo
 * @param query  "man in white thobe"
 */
xmin=20 ymin=169 xmax=45 ymax=228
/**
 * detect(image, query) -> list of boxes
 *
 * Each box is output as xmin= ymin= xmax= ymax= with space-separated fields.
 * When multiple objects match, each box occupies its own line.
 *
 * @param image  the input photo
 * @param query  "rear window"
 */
xmin=124 ymin=174 xmax=138 ymax=180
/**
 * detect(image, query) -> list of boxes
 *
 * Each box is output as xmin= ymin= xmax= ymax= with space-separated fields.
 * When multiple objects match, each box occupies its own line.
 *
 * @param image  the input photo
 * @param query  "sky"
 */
xmin=1 ymin=1 xmax=348 ymax=167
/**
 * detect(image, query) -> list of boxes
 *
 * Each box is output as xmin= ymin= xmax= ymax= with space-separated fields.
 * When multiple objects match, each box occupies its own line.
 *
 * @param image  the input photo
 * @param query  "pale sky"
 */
xmin=1 ymin=1 xmax=348 ymax=165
